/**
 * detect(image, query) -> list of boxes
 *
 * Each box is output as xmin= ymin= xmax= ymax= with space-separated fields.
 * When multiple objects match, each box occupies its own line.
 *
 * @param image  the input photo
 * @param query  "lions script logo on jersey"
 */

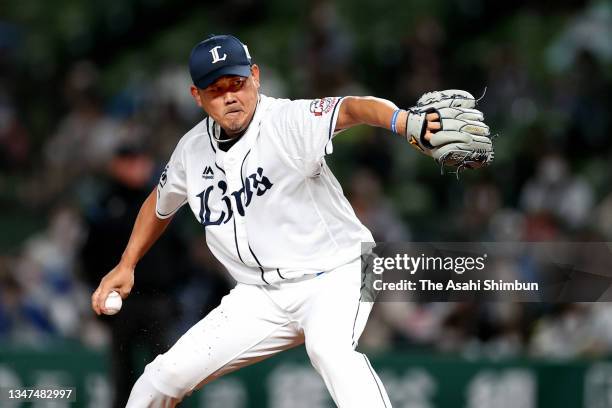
xmin=310 ymin=97 xmax=338 ymax=117
xmin=197 ymin=167 xmax=273 ymax=227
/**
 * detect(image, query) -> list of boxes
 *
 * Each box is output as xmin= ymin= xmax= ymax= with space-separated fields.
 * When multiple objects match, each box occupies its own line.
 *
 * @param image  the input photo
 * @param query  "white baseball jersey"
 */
xmin=156 ymin=94 xmax=374 ymax=285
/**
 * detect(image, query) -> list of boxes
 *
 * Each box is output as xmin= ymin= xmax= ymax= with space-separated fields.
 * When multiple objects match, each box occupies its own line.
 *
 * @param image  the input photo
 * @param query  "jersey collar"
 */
xmin=211 ymin=94 xmax=272 ymax=155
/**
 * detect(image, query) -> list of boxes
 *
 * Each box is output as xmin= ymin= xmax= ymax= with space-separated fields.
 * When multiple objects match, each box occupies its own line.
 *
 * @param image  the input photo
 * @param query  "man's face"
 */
xmin=191 ymin=65 xmax=260 ymax=137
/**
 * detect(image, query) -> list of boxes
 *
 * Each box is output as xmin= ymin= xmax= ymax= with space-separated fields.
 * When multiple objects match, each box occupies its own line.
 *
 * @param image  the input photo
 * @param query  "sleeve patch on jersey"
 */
xmin=158 ymin=164 xmax=169 ymax=188
xmin=309 ymin=97 xmax=337 ymax=117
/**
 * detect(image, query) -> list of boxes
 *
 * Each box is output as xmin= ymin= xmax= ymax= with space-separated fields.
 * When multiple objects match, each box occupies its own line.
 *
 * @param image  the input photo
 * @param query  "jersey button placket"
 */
xmin=225 ymin=154 xmax=256 ymax=268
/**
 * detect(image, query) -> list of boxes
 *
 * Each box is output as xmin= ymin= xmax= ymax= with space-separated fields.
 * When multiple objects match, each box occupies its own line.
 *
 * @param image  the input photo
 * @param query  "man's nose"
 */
xmin=223 ymin=92 xmax=237 ymax=104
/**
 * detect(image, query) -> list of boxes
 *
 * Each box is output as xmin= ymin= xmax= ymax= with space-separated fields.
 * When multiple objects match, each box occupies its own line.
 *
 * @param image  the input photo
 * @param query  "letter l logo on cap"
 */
xmin=210 ymin=46 xmax=227 ymax=64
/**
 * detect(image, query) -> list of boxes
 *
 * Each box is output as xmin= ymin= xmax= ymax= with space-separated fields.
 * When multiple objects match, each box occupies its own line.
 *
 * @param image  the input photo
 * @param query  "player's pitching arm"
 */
xmin=335 ymin=96 xmax=440 ymax=141
xmin=91 ymin=187 xmax=173 ymax=315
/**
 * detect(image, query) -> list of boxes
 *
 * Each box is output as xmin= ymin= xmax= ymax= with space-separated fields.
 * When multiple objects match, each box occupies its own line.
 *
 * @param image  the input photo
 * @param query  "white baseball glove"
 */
xmin=405 ymin=89 xmax=494 ymax=171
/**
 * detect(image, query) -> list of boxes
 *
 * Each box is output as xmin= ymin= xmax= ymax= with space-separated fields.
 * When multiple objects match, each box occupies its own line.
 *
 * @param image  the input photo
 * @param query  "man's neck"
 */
xmin=220 ymin=127 xmax=247 ymax=141
xmin=216 ymin=95 xmax=260 ymax=150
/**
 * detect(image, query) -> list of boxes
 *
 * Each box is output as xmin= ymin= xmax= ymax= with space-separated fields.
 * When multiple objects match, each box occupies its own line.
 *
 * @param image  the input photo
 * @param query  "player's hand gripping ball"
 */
xmin=103 ymin=291 xmax=123 ymax=315
xmin=405 ymin=89 xmax=494 ymax=171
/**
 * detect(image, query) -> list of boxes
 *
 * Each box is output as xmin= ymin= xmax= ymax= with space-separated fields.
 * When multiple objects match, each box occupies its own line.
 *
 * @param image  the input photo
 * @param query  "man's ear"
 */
xmin=250 ymin=64 xmax=260 ymax=89
xmin=190 ymin=85 xmax=204 ymax=108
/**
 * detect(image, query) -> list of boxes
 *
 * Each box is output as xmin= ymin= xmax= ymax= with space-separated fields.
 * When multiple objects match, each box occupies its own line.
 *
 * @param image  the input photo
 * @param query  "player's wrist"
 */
xmin=119 ymin=254 xmax=138 ymax=271
xmin=390 ymin=109 xmax=409 ymax=136
xmin=397 ymin=110 xmax=409 ymax=136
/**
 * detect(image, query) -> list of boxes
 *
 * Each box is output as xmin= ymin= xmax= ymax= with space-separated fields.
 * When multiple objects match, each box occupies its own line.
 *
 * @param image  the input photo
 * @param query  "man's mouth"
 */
xmin=225 ymin=109 xmax=242 ymax=117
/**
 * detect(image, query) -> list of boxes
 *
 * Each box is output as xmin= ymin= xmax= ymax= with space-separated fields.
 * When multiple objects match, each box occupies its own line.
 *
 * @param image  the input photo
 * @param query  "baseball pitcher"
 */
xmin=91 ymin=34 xmax=493 ymax=407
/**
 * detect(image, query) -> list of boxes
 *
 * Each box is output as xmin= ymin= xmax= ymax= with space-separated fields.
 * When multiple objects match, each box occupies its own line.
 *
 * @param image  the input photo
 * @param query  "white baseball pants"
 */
xmin=125 ymin=258 xmax=392 ymax=407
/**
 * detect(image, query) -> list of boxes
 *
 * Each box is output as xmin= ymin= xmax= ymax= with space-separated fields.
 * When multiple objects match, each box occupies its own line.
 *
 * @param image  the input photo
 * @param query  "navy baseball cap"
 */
xmin=189 ymin=34 xmax=252 ymax=89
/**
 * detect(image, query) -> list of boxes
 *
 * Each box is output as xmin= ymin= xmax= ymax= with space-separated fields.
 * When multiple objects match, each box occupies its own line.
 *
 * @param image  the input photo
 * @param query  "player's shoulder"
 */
xmin=261 ymin=95 xmax=317 ymax=127
xmin=263 ymin=94 xmax=310 ymax=110
xmin=174 ymin=116 xmax=210 ymax=151
xmin=264 ymin=94 xmax=341 ymax=120
xmin=261 ymin=94 xmax=292 ymax=112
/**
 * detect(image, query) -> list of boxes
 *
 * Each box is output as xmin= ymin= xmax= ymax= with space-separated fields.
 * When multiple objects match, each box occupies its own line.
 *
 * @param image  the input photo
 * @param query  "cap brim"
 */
xmin=193 ymin=65 xmax=251 ymax=89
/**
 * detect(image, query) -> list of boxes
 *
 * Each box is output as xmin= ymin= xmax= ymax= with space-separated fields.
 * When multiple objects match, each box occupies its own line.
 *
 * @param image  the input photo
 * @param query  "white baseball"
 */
xmin=104 ymin=291 xmax=123 ymax=315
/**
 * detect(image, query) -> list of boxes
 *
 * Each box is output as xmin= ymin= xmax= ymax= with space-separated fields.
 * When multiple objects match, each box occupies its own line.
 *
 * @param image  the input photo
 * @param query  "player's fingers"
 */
xmin=99 ymin=288 xmax=114 ymax=314
xmin=91 ymin=288 xmax=101 ymax=315
xmin=96 ymin=289 xmax=107 ymax=315
xmin=426 ymin=112 xmax=440 ymax=122
xmin=95 ymin=281 xmax=114 ymax=315
xmin=424 ymin=130 xmax=434 ymax=142
xmin=427 ymin=121 xmax=441 ymax=131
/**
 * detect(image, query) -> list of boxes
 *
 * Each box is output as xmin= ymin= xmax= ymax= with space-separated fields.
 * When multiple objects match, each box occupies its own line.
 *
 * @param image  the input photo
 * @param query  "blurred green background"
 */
xmin=1 ymin=0 xmax=612 ymax=407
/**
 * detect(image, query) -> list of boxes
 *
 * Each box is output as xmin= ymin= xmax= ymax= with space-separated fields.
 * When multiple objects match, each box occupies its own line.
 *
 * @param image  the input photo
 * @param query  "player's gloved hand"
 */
xmin=405 ymin=89 xmax=494 ymax=171
xmin=91 ymin=263 xmax=135 ymax=315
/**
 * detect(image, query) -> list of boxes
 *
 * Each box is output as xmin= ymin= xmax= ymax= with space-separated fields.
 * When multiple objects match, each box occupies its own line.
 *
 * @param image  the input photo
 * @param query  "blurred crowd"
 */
xmin=1 ymin=0 xmax=612 ymax=368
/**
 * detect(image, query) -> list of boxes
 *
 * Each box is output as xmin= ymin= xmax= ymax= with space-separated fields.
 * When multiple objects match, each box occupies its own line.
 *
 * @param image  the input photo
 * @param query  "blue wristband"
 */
xmin=390 ymin=109 xmax=401 ymax=134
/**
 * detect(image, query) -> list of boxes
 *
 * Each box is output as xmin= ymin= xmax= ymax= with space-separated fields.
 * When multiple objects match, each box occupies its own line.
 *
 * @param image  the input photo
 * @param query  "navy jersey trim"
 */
xmin=363 ymin=355 xmax=389 ymax=408
xmin=238 ymin=148 xmax=270 ymax=285
xmin=248 ymin=244 xmax=269 ymax=285
xmin=232 ymin=218 xmax=246 ymax=265
xmin=206 ymin=117 xmax=217 ymax=153
xmin=155 ymin=206 xmax=184 ymax=218
xmin=352 ymin=254 xmax=370 ymax=348
xmin=214 ymin=162 xmax=226 ymax=175
xmin=240 ymin=149 xmax=251 ymax=190
xmin=155 ymin=188 xmax=187 ymax=218
xmin=325 ymin=96 xmax=345 ymax=155
xmin=206 ymin=117 xmax=227 ymax=172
